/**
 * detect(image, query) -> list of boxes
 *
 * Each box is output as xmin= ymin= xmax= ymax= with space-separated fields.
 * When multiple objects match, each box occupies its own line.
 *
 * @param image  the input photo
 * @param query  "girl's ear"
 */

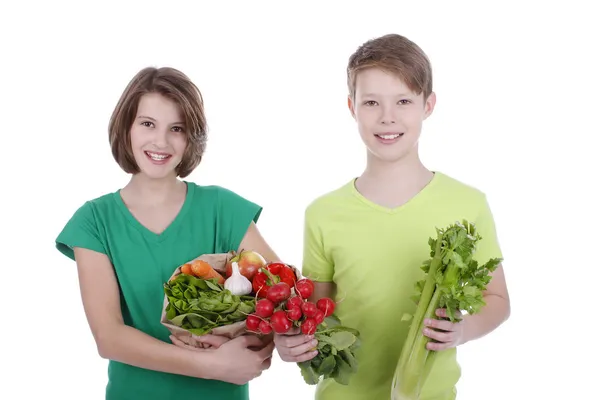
xmin=347 ymin=96 xmax=357 ymax=120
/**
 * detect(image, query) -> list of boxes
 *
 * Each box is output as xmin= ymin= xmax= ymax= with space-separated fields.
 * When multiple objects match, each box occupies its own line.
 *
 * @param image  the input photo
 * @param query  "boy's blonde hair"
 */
xmin=347 ymin=34 xmax=433 ymax=100
xmin=109 ymin=67 xmax=207 ymax=178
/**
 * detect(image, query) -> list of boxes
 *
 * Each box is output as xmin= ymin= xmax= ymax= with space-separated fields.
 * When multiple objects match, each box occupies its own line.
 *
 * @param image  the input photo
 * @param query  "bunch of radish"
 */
xmin=245 ymin=277 xmax=336 ymax=335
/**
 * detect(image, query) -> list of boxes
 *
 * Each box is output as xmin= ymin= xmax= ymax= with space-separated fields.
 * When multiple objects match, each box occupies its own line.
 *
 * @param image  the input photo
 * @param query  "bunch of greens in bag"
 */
xmin=163 ymin=273 xmax=256 ymax=336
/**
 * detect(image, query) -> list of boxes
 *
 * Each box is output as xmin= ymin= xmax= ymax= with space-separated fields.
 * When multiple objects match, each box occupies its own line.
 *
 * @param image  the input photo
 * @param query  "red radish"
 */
xmin=313 ymin=309 xmax=325 ymax=325
xmin=317 ymin=297 xmax=336 ymax=317
xmin=301 ymin=318 xmax=317 ymax=335
xmin=270 ymin=310 xmax=292 ymax=334
xmin=286 ymin=296 xmax=304 ymax=310
xmin=295 ymin=279 xmax=314 ymax=299
xmin=246 ymin=314 xmax=261 ymax=331
xmin=255 ymin=299 xmax=275 ymax=318
xmin=286 ymin=305 xmax=302 ymax=321
xmin=259 ymin=320 xmax=272 ymax=334
xmin=301 ymin=301 xmax=318 ymax=318
xmin=266 ymin=282 xmax=291 ymax=304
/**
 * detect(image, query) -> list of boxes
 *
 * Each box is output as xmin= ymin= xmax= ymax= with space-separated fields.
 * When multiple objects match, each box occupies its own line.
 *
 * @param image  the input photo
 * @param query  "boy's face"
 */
xmin=348 ymin=68 xmax=435 ymax=165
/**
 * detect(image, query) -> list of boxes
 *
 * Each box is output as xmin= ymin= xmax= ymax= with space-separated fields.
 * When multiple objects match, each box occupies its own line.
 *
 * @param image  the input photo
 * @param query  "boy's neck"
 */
xmin=355 ymin=153 xmax=434 ymax=208
xmin=121 ymin=173 xmax=186 ymax=207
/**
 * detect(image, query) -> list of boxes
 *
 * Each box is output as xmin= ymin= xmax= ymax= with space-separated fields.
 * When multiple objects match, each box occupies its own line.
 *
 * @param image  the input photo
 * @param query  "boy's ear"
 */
xmin=347 ymin=96 xmax=357 ymax=120
xmin=423 ymin=92 xmax=437 ymax=120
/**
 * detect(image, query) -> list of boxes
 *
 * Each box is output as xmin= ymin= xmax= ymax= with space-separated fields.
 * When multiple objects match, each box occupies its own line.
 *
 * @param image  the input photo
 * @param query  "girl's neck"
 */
xmin=121 ymin=173 xmax=186 ymax=207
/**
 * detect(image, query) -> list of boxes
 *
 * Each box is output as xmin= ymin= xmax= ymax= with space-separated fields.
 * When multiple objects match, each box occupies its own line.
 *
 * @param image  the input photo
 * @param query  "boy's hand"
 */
xmin=422 ymin=308 xmax=464 ymax=351
xmin=273 ymin=327 xmax=319 ymax=362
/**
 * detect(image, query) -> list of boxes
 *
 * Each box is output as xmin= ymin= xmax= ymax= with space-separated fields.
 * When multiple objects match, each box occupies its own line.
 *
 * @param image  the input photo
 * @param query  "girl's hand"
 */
xmin=170 ymin=334 xmax=230 ymax=350
xmin=422 ymin=308 xmax=464 ymax=351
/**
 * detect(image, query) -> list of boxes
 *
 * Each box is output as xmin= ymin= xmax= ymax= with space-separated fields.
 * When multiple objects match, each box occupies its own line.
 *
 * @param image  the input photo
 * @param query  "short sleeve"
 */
xmin=55 ymin=202 xmax=108 ymax=261
xmin=217 ymin=187 xmax=263 ymax=252
xmin=473 ymin=194 xmax=503 ymax=264
xmin=301 ymin=205 xmax=334 ymax=282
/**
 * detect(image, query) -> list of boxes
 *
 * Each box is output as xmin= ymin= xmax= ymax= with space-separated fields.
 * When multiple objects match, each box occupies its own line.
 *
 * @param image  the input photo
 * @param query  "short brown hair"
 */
xmin=109 ymin=67 xmax=207 ymax=178
xmin=347 ymin=34 xmax=433 ymax=100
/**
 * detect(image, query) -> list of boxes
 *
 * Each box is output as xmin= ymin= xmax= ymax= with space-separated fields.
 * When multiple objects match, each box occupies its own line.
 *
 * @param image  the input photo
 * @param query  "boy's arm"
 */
xmin=309 ymin=282 xmax=336 ymax=303
xmin=274 ymin=204 xmax=334 ymax=362
xmin=424 ymin=195 xmax=510 ymax=349
xmin=460 ymin=263 xmax=510 ymax=344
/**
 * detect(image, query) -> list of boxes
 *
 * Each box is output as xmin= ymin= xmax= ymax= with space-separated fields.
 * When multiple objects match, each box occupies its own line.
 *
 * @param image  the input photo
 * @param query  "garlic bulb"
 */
xmin=224 ymin=261 xmax=253 ymax=295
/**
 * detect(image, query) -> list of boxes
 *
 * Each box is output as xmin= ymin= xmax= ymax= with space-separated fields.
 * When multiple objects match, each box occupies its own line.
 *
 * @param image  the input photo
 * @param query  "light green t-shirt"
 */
xmin=55 ymin=181 xmax=262 ymax=400
xmin=302 ymin=172 xmax=502 ymax=400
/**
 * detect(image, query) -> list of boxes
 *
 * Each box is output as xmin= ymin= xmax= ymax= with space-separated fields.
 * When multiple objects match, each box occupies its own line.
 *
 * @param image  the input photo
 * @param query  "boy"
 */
xmin=274 ymin=34 xmax=511 ymax=400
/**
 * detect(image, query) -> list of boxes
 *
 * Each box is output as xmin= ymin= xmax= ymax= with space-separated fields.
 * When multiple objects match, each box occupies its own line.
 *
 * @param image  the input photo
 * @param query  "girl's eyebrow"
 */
xmin=137 ymin=115 xmax=185 ymax=125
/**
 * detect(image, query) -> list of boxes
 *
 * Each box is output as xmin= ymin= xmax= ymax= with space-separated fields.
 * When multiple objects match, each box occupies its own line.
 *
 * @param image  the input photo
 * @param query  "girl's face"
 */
xmin=130 ymin=93 xmax=188 ymax=180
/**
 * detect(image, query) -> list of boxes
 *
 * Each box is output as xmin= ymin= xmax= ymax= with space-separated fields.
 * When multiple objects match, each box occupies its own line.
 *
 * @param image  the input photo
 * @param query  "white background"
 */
xmin=1 ymin=1 xmax=598 ymax=399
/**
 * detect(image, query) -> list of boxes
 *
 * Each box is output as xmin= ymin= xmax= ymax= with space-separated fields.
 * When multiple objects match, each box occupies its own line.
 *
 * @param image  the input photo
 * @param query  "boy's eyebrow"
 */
xmin=359 ymin=92 xmax=413 ymax=98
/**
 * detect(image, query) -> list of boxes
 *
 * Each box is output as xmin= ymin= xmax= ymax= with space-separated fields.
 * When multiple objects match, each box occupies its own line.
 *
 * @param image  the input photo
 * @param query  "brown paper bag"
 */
xmin=161 ymin=252 xmax=303 ymax=349
xmin=161 ymin=252 xmax=259 ymax=349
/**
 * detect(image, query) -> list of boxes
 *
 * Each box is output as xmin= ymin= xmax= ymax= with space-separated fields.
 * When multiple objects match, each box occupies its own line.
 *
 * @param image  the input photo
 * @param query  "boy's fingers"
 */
xmin=276 ymin=333 xmax=314 ymax=348
xmin=291 ymin=349 xmax=319 ymax=363
xmin=289 ymin=339 xmax=319 ymax=357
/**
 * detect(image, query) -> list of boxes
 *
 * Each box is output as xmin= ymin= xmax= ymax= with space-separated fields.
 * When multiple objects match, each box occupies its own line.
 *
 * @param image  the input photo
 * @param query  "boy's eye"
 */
xmin=364 ymin=100 xmax=378 ymax=106
xmin=399 ymin=99 xmax=411 ymax=105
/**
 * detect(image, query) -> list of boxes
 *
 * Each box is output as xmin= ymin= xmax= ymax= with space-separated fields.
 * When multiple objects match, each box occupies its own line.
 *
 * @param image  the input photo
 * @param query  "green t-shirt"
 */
xmin=55 ymin=181 xmax=262 ymax=400
xmin=302 ymin=172 xmax=503 ymax=400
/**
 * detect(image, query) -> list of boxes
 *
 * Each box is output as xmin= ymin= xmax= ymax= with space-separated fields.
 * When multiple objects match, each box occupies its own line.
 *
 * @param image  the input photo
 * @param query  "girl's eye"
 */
xmin=172 ymin=126 xmax=184 ymax=133
xmin=141 ymin=121 xmax=154 ymax=127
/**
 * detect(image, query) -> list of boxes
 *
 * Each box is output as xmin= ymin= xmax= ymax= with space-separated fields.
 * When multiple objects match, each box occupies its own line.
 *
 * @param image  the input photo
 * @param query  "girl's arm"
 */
xmin=73 ymin=247 xmax=271 ymax=383
xmin=237 ymin=221 xmax=281 ymax=262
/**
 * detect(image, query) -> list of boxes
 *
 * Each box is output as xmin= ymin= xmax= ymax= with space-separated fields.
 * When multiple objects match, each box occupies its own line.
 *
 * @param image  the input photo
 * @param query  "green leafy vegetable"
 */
xmin=391 ymin=220 xmax=502 ymax=400
xmin=163 ymin=273 xmax=256 ymax=335
xmin=298 ymin=315 xmax=361 ymax=386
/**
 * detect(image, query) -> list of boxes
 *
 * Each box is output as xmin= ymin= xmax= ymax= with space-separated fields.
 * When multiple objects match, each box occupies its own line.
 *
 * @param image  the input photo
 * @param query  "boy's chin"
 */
xmin=367 ymin=148 xmax=416 ymax=165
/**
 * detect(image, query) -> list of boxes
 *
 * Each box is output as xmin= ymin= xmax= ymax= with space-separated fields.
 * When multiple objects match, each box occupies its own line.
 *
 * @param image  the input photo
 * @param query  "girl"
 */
xmin=56 ymin=67 xmax=279 ymax=400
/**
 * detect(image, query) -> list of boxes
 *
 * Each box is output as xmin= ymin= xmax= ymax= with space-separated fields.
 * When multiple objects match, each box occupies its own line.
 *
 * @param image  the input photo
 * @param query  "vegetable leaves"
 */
xmin=298 ymin=315 xmax=361 ymax=386
xmin=163 ymin=273 xmax=255 ymax=335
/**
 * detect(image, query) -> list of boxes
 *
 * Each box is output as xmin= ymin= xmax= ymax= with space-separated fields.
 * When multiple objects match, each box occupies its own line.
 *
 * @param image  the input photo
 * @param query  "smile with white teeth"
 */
xmin=145 ymin=151 xmax=171 ymax=160
xmin=376 ymin=133 xmax=402 ymax=139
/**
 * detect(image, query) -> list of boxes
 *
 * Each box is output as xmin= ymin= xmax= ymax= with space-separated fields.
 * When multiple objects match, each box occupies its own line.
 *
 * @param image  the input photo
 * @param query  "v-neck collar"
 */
xmin=348 ymin=171 xmax=442 ymax=214
xmin=113 ymin=181 xmax=195 ymax=243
